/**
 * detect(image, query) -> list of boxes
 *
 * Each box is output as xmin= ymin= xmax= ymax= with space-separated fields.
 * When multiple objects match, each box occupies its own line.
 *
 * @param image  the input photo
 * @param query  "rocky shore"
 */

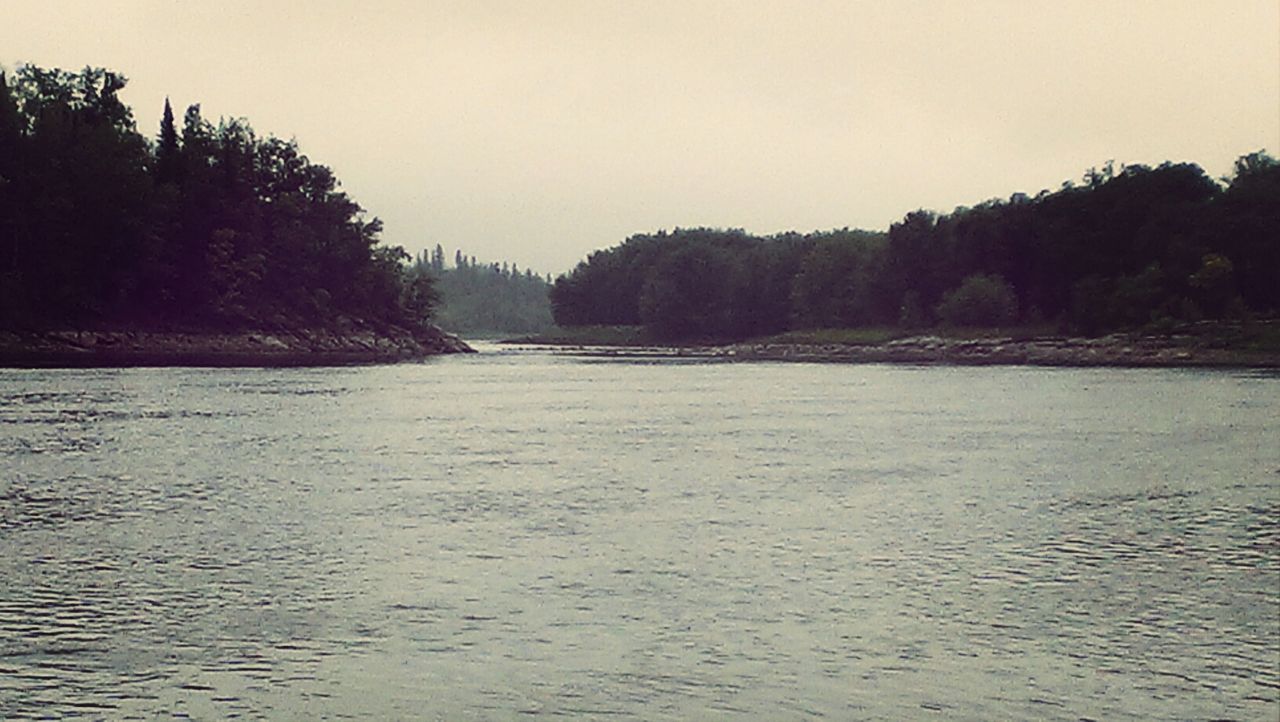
xmin=529 ymin=326 xmax=1280 ymax=369
xmin=0 ymin=323 xmax=474 ymax=368
xmin=719 ymin=333 xmax=1280 ymax=367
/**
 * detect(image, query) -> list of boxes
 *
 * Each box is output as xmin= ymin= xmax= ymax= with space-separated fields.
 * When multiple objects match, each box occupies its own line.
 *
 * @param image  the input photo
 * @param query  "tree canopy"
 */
xmin=5 ymin=64 xmax=1275 ymax=342
xmin=0 ymin=64 xmax=434 ymax=331
xmin=415 ymin=249 xmax=554 ymax=336
xmin=551 ymin=156 xmax=1279 ymax=340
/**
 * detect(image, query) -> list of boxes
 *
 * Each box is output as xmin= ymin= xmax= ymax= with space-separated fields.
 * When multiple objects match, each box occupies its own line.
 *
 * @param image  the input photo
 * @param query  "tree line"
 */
xmin=0 ymin=65 xmax=435 ymax=331
xmin=411 ymin=244 xmax=553 ymax=336
xmin=550 ymin=155 xmax=1279 ymax=340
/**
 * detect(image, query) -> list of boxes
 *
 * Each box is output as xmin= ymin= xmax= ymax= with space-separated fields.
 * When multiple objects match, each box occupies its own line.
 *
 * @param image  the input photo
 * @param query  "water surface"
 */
xmin=2 ymin=350 xmax=1277 ymax=719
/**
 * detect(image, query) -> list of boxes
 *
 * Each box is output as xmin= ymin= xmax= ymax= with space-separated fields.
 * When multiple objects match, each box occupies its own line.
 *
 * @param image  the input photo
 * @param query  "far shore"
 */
xmin=503 ymin=321 xmax=1280 ymax=369
xmin=7 ymin=322 xmax=1277 ymax=369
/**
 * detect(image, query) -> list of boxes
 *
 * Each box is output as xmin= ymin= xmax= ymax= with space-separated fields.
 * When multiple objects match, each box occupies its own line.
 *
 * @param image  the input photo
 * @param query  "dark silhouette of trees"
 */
xmin=936 ymin=274 xmax=1019 ymax=327
xmin=0 ymin=71 xmax=23 ymax=312
xmin=8 ymin=63 xmax=1270 ymax=342
xmin=552 ymin=156 xmax=1279 ymax=340
xmin=155 ymin=98 xmax=180 ymax=185
xmin=0 ymin=64 xmax=435 ymax=332
xmin=791 ymin=230 xmax=889 ymax=328
xmin=2 ymin=66 xmax=154 ymax=322
xmin=639 ymin=240 xmax=737 ymax=339
xmin=1214 ymin=152 xmax=1280 ymax=312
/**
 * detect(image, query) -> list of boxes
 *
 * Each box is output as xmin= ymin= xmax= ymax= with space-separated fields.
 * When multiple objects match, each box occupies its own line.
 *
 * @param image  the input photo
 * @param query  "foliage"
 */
xmin=552 ymin=227 xmax=841 ymax=341
xmin=552 ymin=154 xmax=1279 ymax=339
xmin=935 ymin=274 xmax=1018 ymax=327
xmin=424 ymin=251 xmax=554 ymax=335
xmin=638 ymin=240 xmax=737 ymax=339
xmin=0 ymin=64 xmax=432 ymax=331
xmin=790 ymin=230 xmax=888 ymax=328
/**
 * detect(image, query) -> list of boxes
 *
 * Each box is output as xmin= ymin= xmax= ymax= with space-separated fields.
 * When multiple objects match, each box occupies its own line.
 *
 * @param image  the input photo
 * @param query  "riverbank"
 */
xmin=0 ymin=323 xmax=474 ymax=368
xmin=720 ymin=332 xmax=1280 ymax=367
xmin=510 ymin=321 xmax=1280 ymax=368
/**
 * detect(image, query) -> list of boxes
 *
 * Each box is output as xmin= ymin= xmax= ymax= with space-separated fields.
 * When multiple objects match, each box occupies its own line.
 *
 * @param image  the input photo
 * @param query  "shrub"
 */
xmin=936 ymin=274 xmax=1018 ymax=327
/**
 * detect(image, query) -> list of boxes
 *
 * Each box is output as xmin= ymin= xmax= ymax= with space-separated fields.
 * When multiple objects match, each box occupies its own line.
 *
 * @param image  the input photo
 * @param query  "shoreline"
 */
xmin=0 ymin=325 xmax=474 ymax=369
xmin=507 ymin=326 xmax=1280 ymax=369
xmin=718 ymin=334 xmax=1280 ymax=368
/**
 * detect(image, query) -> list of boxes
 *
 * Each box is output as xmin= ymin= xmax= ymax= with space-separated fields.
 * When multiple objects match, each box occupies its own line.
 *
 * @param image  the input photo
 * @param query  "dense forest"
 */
xmin=409 ymin=245 xmax=553 ymax=336
xmin=551 ymin=155 xmax=1279 ymax=340
xmin=0 ymin=65 xmax=436 ymax=331
xmin=5 ymin=65 xmax=1276 ymax=346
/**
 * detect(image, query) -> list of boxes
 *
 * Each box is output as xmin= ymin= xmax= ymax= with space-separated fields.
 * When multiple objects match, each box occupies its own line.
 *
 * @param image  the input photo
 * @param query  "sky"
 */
xmin=3 ymin=1 xmax=1278 ymax=274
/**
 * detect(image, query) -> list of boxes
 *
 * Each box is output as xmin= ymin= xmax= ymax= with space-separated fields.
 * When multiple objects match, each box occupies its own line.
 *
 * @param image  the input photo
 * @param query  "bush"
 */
xmin=936 ymin=274 xmax=1018 ymax=327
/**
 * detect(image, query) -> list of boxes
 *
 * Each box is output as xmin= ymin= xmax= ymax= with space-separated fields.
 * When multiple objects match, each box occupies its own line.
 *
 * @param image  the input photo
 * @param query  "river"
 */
xmin=2 ymin=347 xmax=1277 ymax=720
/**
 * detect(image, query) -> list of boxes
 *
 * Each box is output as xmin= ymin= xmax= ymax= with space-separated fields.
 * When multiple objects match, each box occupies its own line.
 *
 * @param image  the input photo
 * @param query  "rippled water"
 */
xmin=1 ymin=349 xmax=1277 ymax=720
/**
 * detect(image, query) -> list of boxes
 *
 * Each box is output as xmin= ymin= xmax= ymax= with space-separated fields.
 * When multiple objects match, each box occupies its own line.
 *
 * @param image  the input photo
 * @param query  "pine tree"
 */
xmin=155 ymin=97 xmax=180 ymax=184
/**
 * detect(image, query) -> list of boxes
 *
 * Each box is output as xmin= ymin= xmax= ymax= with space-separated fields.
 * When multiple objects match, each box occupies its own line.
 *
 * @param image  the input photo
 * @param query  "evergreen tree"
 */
xmin=155 ymin=97 xmax=180 ymax=185
xmin=0 ymin=64 xmax=437 ymax=331
xmin=428 ymin=249 xmax=555 ymax=335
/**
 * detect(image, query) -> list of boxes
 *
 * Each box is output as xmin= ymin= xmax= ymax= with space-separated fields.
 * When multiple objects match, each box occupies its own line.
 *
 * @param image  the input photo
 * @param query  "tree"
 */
xmin=401 ymin=265 xmax=439 ymax=322
xmin=1215 ymin=151 xmax=1280 ymax=312
xmin=791 ymin=232 xmax=887 ymax=327
xmin=639 ymin=242 xmax=735 ymax=340
xmin=0 ymin=70 xmax=20 ymax=157
xmin=6 ymin=65 xmax=153 ymax=320
xmin=0 ymin=64 xmax=439 ymax=332
xmin=155 ymin=97 xmax=180 ymax=185
xmin=0 ymin=70 xmax=23 ymax=322
xmin=1188 ymin=253 xmax=1238 ymax=317
xmin=935 ymin=274 xmax=1018 ymax=327
xmin=428 ymin=249 xmax=554 ymax=334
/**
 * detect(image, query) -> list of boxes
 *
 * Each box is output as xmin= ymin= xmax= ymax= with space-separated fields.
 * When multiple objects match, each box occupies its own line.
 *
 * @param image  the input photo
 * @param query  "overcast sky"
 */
xmin=3 ymin=1 xmax=1278 ymax=274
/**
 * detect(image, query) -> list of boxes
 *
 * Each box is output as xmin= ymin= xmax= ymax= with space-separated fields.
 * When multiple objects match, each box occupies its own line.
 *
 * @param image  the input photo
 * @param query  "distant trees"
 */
xmin=552 ymin=155 xmax=1280 ymax=340
xmin=417 ymin=249 xmax=553 ymax=335
xmin=0 ymin=64 xmax=434 ymax=331
xmin=791 ymin=230 xmax=889 ymax=328
xmin=550 ymin=228 xmax=810 ymax=340
xmin=8 ymin=63 xmax=1272 ymax=342
xmin=639 ymin=240 xmax=737 ymax=339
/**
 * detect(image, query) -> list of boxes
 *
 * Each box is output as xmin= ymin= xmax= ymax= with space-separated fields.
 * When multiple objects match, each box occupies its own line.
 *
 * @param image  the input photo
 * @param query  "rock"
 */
xmin=711 ymin=330 xmax=1278 ymax=368
xmin=0 ymin=323 xmax=473 ymax=368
